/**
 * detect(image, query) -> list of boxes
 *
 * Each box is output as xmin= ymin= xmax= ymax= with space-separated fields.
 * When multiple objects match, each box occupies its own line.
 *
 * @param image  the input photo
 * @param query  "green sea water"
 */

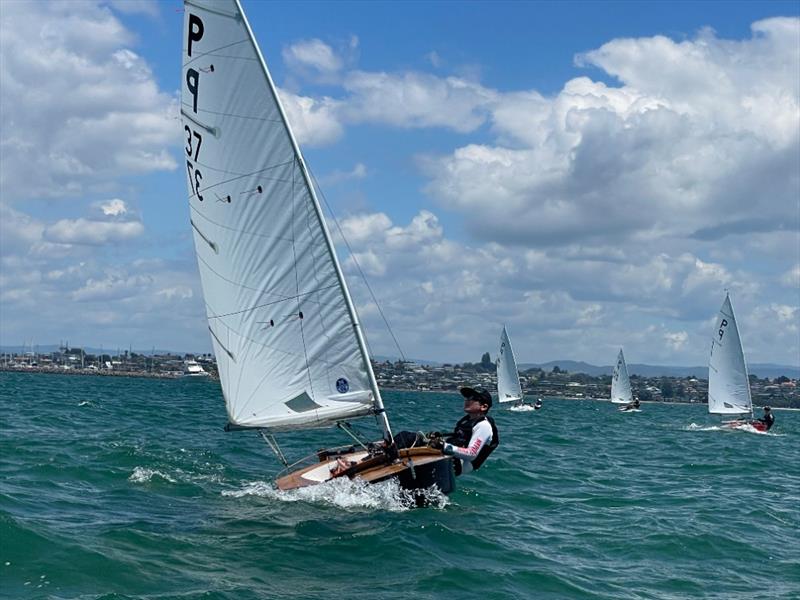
xmin=1 ymin=371 xmax=798 ymax=599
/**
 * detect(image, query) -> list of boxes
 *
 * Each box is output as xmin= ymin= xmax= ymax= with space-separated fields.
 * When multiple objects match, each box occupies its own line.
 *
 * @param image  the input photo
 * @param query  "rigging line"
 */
xmin=187 ymin=159 xmax=296 ymax=199
xmin=189 ymin=52 xmax=259 ymax=64
xmin=181 ymin=151 xmax=294 ymax=182
xmin=309 ymin=170 xmax=407 ymax=363
xmin=180 ymin=101 xmax=284 ymax=124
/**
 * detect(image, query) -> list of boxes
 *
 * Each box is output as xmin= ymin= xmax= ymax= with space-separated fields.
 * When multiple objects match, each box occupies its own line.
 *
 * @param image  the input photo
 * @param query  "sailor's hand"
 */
xmin=426 ymin=431 xmax=442 ymax=439
xmin=428 ymin=436 xmax=444 ymax=451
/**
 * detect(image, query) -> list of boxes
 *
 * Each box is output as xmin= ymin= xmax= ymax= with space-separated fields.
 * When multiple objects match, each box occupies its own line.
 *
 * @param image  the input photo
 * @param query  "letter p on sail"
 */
xmin=188 ymin=14 xmax=204 ymax=57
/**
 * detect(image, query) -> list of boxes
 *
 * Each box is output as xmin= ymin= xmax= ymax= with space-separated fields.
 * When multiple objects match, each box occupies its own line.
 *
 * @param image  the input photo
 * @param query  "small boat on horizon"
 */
xmin=611 ymin=348 xmax=640 ymax=411
xmin=182 ymin=359 xmax=210 ymax=377
xmin=497 ymin=325 xmax=531 ymax=410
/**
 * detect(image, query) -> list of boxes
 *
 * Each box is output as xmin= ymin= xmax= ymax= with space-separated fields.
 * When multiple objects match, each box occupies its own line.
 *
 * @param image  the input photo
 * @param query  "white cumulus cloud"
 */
xmin=0 ymin=1 xmax=178 ymax=202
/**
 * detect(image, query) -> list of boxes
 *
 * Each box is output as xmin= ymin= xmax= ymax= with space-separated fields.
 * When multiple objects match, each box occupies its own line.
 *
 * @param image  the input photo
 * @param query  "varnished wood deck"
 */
xmin=275 ymin=447 xmax=449 ymax=491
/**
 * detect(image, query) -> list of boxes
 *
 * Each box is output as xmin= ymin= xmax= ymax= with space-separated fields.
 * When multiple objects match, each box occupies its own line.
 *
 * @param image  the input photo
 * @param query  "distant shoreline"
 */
xmin=3 ymin=372 xmax=797 ymax=410
xmin=0 ymin=366 xmax=216 ymax=381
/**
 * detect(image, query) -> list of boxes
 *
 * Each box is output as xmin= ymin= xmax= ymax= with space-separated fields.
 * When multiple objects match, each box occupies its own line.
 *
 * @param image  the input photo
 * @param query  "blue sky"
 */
xmin=1 ymin=0 xmax=798 ymax=367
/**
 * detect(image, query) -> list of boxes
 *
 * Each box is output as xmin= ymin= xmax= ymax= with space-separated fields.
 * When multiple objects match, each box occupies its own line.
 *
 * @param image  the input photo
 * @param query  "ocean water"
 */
xmin=1 ymin=371 xmax=798 ymax=600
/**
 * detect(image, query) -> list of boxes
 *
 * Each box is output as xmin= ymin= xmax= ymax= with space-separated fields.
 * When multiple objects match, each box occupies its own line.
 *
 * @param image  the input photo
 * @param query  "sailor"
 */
xmin=533 ymin=398 xmax=543 ymax=410
xmin=754 ymin=406 xmax=775 ymax=431
xmin=428 ymin=386 xmax=499 ymax=475
xmin=621 ymin=398 xmax=640 ymax=411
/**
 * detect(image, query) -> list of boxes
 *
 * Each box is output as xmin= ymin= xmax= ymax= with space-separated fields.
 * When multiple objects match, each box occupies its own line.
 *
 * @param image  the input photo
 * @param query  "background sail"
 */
xmin=610 ymin=349 xmax=632 ymax=404
xmin=181 ymin=0 xmax=373 ymax=430
xmin=708 ymin=294 xmax=752 ymax=415
xmin=497 ymin=326 xmax=523 ymax=403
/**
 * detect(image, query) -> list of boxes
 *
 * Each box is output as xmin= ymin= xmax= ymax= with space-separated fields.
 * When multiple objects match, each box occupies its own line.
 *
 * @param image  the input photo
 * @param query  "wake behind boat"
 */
xmin=181 ymin=0 xmax=453 ymax=498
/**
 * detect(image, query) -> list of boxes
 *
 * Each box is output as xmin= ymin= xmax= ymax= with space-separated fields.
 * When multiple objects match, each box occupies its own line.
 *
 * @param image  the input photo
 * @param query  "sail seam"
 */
xmin=189 ymin=203 xmax=294 ymax=244
xmin=195 ymin=252 xmax=350 ymax=318
xmin=197 ymin=254 xmax=339 ymax=318
xmin=180 ymin=101 xmax=283 ymax=124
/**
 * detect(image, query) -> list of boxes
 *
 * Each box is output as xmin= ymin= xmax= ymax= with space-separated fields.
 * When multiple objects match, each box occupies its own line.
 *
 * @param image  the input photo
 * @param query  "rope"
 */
xmin=308 ymin=169 xmax=407 ymax=363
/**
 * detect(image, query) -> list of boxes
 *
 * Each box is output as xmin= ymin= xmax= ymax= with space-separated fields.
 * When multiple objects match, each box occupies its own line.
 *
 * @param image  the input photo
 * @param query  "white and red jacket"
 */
xmin=443 ymin=417 xmax=496 ymax=474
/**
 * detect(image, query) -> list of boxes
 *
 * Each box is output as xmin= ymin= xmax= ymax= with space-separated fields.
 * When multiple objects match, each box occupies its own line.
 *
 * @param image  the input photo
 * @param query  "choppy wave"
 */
xmin=2 ymin=373 xmax=798 ymax=600
xmin=129 ymin=466 xmax=178 ymax=483
xmin=222 ymin=476 xmax=449 ymax=511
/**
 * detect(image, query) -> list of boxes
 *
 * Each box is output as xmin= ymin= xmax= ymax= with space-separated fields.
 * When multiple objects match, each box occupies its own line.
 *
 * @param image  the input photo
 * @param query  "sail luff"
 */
xmin=231 ymin=0 xmax=392 ymax=441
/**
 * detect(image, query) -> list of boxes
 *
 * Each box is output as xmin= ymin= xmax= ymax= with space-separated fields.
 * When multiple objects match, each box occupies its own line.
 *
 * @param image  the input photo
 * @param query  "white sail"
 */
xmin=708 ymin=293 xmax=752 ymax=415
xmin=610 ymin=348 xmax=632 ymax=404
xmin=181 ymin=0 xmax=384 ymax=432
xmin=497 ymin=326 xmax=523 ymax=403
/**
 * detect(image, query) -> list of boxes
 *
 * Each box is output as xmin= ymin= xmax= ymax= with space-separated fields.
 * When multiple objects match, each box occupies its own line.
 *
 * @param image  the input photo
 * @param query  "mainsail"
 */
xmin=497 ymin=326 xmax=523 ymax=403
xmin=708 ymin=293 xmax=752 ymax=416
xmin=180 ymin=0 xmax=389 ymax=434
xmin=610 ymin=348 xmax=632 ymax=404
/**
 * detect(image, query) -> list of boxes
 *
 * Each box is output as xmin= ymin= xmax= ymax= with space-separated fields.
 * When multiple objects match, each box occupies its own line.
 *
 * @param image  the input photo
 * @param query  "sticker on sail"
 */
xmin=336 ymin=378 xmax=349 ymax=393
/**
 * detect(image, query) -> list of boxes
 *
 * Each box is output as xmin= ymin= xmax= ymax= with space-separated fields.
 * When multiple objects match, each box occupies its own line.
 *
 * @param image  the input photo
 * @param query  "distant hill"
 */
xmin=518 ymin=360 xmax=800 ymax=380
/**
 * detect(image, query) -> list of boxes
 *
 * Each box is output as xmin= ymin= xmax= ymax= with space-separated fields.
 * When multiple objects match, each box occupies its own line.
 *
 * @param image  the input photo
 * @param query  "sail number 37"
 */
xmin=185 ymin=13 xmax=206 ymax=201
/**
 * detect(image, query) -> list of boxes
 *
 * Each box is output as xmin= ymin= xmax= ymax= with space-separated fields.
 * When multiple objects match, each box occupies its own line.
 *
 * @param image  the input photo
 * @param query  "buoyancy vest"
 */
xmin=446 ymin=414 xmax=499 ymax=471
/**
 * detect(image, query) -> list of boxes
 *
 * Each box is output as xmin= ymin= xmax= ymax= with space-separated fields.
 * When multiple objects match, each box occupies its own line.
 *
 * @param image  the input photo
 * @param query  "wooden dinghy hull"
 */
xmin=275 ymin=447 xmax=456 ymax=496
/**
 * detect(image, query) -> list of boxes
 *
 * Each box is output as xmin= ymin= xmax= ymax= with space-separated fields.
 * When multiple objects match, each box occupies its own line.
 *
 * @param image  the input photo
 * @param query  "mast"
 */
xmin=233 ymin=0 xmax=393 ymax=442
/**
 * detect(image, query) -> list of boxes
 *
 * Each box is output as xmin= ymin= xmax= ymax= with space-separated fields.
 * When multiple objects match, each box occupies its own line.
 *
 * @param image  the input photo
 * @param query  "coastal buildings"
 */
xmin=1 ymin=350 xmax=797 ymax=407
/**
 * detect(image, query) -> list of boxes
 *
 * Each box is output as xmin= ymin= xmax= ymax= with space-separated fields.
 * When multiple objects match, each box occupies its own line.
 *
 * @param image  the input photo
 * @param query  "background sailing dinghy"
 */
xmin=610 ymin=348 xmax=638 ymax=410
xmin=180 ymin=0 xmax=454 ymax=496
xmin=497 ymin=326 xmax=528 ymax=410
xmin=708 ymin=293 xmax=763 ymax=431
